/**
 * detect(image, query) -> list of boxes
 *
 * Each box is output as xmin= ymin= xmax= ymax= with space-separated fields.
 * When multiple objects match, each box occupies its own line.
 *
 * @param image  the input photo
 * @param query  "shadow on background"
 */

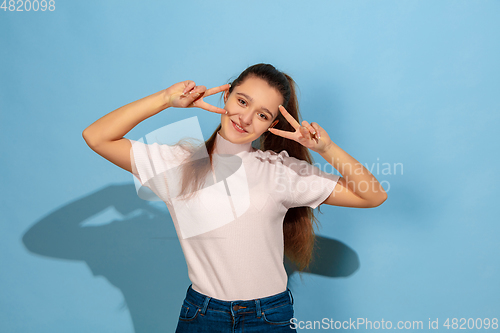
xmin=285 ymin=236 xmax=359 ymax=278
xmin=22 ymin=183 xmax=358 ymax=333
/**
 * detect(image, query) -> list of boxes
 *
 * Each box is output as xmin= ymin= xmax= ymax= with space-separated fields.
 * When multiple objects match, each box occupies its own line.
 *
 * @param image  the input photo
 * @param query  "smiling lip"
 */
xmin=231 ymin=119 xmax=247 ymax=133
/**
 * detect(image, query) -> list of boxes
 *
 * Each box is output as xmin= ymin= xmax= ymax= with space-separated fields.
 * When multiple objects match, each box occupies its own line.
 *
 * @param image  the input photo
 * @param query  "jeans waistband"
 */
xmin=184 ymin=284 xmax=294 ymax=318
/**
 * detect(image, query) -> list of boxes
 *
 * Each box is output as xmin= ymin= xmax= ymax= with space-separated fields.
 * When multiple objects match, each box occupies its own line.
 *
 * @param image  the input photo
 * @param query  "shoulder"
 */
xmin=251 ymin=148 xmax=313 ymax=169
xmin=251 ymin=148 xmax=291 ymax=162
xmin=129 ymin=139 xmax=191 ymax=161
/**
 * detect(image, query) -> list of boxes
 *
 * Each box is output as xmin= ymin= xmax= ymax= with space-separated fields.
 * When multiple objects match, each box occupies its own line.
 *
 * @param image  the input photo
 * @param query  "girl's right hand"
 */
xmin=164 ymin=80 xmax=230 ymax=114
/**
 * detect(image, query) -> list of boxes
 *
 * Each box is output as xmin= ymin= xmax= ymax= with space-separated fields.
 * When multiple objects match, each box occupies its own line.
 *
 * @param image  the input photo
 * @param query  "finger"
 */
xmin=268 ymin=127 xmax=296 ymax=141
xmin=310 ymin=122 xmax=321 ymax=139
xmin=182 ymin=81 xmax=196 ymax=94
xmin=301 ymin=120 xmax=316 ymax=136
xmin=179 ymin=86 xmax=206 ymax=105
xmin=299 ymin=125 xmax=311 ymax=139
xmin=278 ymin=105 xmax=300 ymax=130
xmin=183 ymin=85 xmax=206 ymax=100
xmin=204 ymin=83 xmax=231 ymax=97
xmin=195 ymin=100 xmax=227 ymax=114
xmin=190 ymin=85 xmax=207 ymax=95
xmin=182 ymin=85 xmax=206 ymax=99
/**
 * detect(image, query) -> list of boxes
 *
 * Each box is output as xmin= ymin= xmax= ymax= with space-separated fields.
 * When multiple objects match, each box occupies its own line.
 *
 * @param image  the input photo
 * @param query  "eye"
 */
xmin=238 ymin=99 xmax=247 ymax=106
xmin=258 ymin=113 xmax=269 ymax=120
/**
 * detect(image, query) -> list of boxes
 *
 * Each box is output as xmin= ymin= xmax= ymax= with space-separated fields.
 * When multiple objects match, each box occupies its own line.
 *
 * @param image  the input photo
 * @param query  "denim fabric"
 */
xmin=175 ymin=284 xmax=297 ymax=332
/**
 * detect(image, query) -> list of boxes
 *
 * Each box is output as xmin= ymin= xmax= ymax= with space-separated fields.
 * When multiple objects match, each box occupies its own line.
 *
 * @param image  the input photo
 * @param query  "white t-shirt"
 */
xmin=127 ymin=131 xmax=340 ymax=301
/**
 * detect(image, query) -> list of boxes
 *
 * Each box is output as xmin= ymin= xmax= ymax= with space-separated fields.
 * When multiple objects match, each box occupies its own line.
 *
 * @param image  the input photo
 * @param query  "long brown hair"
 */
xmin=175 ymin=64 xmax=324 ymax=274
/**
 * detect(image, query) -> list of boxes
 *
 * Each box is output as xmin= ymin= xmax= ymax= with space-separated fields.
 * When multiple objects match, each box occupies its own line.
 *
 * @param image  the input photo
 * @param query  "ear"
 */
xmin=223 ymin=90 xmax=229 ymax=104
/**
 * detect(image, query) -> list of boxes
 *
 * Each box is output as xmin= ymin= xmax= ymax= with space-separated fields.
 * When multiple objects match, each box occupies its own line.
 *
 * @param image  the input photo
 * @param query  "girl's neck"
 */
xmin=214 ymin=131 xmax=253 ymax=155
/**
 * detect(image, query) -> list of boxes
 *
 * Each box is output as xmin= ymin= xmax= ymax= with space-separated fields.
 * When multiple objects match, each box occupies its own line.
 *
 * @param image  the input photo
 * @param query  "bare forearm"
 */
xmin=82 ymin=89 xmax=170 ymax=146
xmin=319 ymin=142 xmax=387 ymax=203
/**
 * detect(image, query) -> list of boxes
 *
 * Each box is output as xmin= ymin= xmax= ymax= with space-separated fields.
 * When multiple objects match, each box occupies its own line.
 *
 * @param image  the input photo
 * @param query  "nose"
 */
xmin=239 ymin=108 xmax=253 ymax=126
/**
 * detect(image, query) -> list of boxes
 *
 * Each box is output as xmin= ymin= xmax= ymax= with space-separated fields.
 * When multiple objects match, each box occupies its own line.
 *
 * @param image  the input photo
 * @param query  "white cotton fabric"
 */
xmin=127 ymin=131 xmax=340 ymax=301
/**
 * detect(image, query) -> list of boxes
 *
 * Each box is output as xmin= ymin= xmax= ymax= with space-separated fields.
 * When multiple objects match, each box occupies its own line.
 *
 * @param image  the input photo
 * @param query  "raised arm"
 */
xmin=268 ymin=105 xmax=388 ymax=208
xmin=82 ymin=81 xmax=230 ymax=173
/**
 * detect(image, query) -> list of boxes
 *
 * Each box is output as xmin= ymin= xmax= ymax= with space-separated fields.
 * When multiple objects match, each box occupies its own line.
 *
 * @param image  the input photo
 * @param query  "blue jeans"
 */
xmin=175 ymin=284 xmax=297 ymax=332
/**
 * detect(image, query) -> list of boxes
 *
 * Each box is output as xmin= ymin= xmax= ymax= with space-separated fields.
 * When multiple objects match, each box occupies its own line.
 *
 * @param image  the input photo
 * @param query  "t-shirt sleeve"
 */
xmin=279 ymin=154 xmax=340 ymax=209
xmin=127 ymin=138 xmax=188 ymax=201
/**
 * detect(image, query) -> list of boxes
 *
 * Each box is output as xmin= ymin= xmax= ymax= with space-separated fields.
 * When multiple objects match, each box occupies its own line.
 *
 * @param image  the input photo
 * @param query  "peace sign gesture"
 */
xmin=165 ymin=80 xmax=230 ymax=114
xmin=268 ymin=105 xmax=333 ymax=154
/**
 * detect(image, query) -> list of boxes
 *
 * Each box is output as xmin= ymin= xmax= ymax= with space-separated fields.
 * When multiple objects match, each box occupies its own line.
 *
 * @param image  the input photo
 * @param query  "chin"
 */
xmin=225 ymin=131 xmax=255 ymax=145
xmin=220 ymin=120 xmax=244 ymax=141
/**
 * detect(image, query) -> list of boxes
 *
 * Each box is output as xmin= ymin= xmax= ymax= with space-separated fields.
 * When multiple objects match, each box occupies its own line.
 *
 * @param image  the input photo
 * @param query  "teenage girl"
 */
xmin=83 ymin=63 xmax=387 ymax=332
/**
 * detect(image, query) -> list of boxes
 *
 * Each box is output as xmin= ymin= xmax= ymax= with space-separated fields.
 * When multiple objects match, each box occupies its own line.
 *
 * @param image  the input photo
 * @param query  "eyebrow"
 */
xmin=236 ymin=92 xmax=275 ymax=118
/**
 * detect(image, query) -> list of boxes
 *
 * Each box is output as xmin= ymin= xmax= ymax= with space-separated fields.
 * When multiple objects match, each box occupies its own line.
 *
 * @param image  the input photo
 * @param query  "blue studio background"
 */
xmin=1 ymin=1 xmax=499 ymax=332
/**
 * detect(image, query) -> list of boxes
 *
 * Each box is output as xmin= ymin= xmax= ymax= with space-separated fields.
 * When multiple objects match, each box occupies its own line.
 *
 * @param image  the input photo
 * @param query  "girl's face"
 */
xmin=219 ymin=76 xmax=283 ymax=145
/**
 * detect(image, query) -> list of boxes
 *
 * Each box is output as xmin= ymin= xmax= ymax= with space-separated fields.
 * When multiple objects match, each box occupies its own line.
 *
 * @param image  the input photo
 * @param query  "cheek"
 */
xmin=256 ymin=122 xmax=270 ymax=134
xmin=223 ymin=100 xmax=235 ymax=112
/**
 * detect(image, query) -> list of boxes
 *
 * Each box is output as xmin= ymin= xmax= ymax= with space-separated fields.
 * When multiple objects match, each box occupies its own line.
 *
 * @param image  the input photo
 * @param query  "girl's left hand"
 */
xmin=268 ymin=105 xmax=333 ymax=154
